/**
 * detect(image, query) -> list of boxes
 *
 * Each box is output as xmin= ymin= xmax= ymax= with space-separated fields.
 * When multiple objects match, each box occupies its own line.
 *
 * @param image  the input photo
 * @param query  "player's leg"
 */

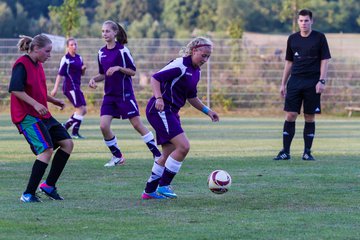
xmin=63 ymin=90 xmax=78 ymax=130
xmin=283 ymin=111 xmax=298 ymax=153
xmin=71 ymin=105 xmax=87 ymax=138
xmin=142 ymin=143 xmax=175 ymax=200
xmin=274 ymin=83 xmax=302 ymax=160
xmin=142 ymin=109 xmax=183 ymax=199
xmin=64 ymin=114 xmax=75 ymax=130
xmin=302 ymin=87 xmax=320 ymax=160
xmin=157 ymin=133 xmax=190 ymax=198
xmin=70 ymin=90 xmax=87 ymax=138
xmin=19 ymin=119 xmax=54 ymax=202
xmin=302 ymin=114 xmax=315 ymax=160
xmin=100 ymin=115 xmax=125 ymax=167
xmin=129 ymin=116 xmax=161 ymax=160
xmin=40 ymin=117 xmax=73 ymax=200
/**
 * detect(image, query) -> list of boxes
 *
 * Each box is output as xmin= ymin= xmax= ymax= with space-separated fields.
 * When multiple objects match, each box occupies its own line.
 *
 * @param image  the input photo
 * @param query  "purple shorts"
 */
xmin=64 ymin=89 xmax=86 ymax=108
xmin=100 ymin=95 xmax=140 ymax=119
xmin=146 ymin=110 xmax=184 ymax=145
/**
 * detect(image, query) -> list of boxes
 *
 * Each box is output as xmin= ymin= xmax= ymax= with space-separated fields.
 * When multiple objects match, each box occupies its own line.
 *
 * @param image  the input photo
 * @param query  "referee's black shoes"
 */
xmin=302 ymin=149 xmax=315 ymax=161
xmin=273 ymin=150 xmax=291 ymax=160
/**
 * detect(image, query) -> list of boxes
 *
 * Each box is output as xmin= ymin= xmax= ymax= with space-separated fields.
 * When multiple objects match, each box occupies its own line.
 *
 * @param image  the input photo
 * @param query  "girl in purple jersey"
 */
xmin=141 ymin=37 xmax=219 ymax=199
xmin=89 ymin=20 xmax=161 ymax=167
xmin=51 ymin=38 xmax=87 ymax=139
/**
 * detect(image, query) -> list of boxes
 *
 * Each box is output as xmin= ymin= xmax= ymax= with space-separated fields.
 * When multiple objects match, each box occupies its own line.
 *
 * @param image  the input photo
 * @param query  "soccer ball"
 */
xmin=207 ymin=170 xmax=232 ymax=194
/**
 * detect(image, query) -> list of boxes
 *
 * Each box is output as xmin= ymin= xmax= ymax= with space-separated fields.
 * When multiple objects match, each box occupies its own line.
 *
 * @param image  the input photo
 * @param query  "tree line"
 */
xmin=1 ymin=0 xmax=360 ymax=39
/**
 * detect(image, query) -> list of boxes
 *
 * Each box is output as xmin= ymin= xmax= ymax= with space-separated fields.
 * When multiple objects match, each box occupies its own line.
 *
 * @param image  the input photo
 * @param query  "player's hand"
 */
xmin=280 ymin=84 xmax=286 ymax=98
xmin=316 ymin=81 xmax=325 ymax=94
xmin=89 ymin=79 xmax=97 ymax=89
xmin=155 ymin=98 xmax=164 ymax=112
xmin=106 ymin=66 xmax=119 ymax=76
xmin=34 ymin=103 xmax=48 ymax=115
xmin=208 ymin=111 xmax=219 ymax=122
xmin=50 ymin=88 xmax=57 ymax=97
xmin=53 ymin=98 xmax=65 ymax=110
xmin=82 ymin=65 xmax=87 ymax=75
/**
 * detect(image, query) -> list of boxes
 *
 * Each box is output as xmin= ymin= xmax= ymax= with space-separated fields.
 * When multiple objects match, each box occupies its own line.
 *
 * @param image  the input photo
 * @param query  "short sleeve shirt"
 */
xmin=58 ymin=53 xmax=84 ymax=91
xmin=285 ymin=30 xmax=331 ymax=78
xmin=97 ymin=42 xmax=136 ymax=97
xmin=152 ymin=56 xmax=200 ymax=113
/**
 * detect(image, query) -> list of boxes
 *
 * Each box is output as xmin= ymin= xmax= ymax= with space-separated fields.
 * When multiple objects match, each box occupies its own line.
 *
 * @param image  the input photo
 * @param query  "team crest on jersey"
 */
xmin=294 ymin=52 xmax=299 ymax=56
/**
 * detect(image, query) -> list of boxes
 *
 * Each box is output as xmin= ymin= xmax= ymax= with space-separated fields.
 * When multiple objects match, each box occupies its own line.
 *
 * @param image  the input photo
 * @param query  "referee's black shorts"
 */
xmin=284 ymin=75 xmax=321 ymax=114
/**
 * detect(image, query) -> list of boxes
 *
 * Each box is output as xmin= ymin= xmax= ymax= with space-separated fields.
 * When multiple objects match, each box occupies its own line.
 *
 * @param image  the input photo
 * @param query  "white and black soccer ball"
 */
xmin=207 ymin=170 xmax=232 ymax=194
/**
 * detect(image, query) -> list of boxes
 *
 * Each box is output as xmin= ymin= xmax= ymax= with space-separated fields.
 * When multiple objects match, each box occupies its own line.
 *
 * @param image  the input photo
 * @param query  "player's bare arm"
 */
xmin=51 ymin=74 xmax=63 ymax=96
xmin=89 ymin=74 xmax=105 ymax=88
xmin=150 ymin=77 xmax=164 ymax=112
xmin=188 ymin=97 xmax=219 ymax=122
xmin=106 ymin=66 xmax=135 ymax=77
xmin=81 ymin=64 xmax=86 ymax=75
xmin=316 ymin=59 xmax=330 ymax=94
xmin=47 ymin=95 xmax=65 ymax=110
xmin=280 ymin=60 xmax=293 ymax=97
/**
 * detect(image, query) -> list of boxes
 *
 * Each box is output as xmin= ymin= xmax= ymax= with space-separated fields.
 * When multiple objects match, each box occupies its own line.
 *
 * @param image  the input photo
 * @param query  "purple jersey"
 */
xmin=97 ymin=42 xmax=136 ymax=98
xmin=150 ymin=56 xmax=200 ymax=113
xmin=58 ymin=53 xmax=84 ymax=92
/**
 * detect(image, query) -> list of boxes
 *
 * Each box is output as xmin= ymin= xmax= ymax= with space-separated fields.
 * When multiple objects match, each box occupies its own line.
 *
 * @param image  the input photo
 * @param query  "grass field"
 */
xmin=0 ymin=114 xmax=360 ymax=240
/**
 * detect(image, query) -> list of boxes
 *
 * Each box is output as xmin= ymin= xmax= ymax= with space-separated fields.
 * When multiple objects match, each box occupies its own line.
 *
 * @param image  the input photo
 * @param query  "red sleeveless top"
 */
xmin=10 ymin=55 xmax=51 ymax=123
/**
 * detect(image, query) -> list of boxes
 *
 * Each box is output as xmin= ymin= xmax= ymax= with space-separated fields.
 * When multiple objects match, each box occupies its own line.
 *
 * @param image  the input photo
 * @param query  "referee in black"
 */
xmin=274 ymin=9 xmax=331 ymax=161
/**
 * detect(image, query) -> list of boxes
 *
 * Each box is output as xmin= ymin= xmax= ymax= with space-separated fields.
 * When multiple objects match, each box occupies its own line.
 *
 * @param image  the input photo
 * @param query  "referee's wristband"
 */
xmin=202 ymin=106 xmax=210 ymax=115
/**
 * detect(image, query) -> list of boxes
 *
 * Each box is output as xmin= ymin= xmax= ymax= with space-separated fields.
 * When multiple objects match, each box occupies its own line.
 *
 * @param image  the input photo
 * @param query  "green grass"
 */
xmin=0 ymin=114 xmax=360 ymax=240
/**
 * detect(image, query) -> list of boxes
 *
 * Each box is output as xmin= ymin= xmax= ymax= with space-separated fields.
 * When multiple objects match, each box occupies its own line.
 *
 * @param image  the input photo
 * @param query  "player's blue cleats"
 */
xmin=157 ymin=185 xmax=177 ymax=198
xmin=141 ymin=191 xmax=167 ymax=200
xmin=39 ymin=182 xmax=64 ymax=200
xmin=273 ymin=150 xmax=291 ymax=160
xmin=20 ymin=193 xmax=42 ymax=203
xmin=302 ymin=149 xmax=315 ymax=161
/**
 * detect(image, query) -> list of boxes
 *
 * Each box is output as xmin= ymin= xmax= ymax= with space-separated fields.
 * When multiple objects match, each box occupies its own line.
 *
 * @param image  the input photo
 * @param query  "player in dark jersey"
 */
xmin=51 ymin=38 xmax=87 ymax=139
xmin=9 ymin=34 xmax=73 ymax=203
xmin=273 ymin=9 xmax=331 ymax=161
xmin=89 ymin=20 xmax=161 ymax=167
xmin=141 ymin=37 xmax=219 ymax=199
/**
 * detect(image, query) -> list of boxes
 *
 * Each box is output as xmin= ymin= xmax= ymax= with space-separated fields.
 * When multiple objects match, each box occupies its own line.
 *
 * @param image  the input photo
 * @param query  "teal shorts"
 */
xmin=16 ymin=115 xmax=71 ymax=155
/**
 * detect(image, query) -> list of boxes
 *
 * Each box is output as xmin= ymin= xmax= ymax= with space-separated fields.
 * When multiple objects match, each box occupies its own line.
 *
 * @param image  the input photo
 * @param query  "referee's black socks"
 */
xmin=304 ymin=122 xmax=315 ymax=151
xmin=283 ymin=121 xmax=295 ymax=153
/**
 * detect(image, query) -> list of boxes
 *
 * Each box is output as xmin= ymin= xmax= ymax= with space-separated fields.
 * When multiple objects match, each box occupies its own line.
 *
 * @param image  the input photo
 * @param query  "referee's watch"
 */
xmin=319 ymin=79 xmax=326 ymax=85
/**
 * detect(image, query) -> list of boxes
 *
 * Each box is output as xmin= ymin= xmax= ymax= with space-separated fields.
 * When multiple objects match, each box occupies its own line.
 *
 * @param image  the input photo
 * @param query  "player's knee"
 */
xmin=304 ymin=114 xmax=315 ymax=122
xmin=82 ymin=107 xmax=87 ymax=115
xmin=130 ymin=117 xmax=143 ymax=131
xmin=44 ymin=148 xmax=54 ymax=156
xmin=99 ymin=123 xmax=109 ymax=133
xmin=59 ymin=139 xmax=74 ymax=153
xmin=178 ymin=142 xmax=190 ymax=155
xmin=40 ymin=148 xmax=54 ymax=162
xmin=65 ymin=139 xmax=74 ymax=153
xmin=286 ymin=112 xmax=297 ymax=121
